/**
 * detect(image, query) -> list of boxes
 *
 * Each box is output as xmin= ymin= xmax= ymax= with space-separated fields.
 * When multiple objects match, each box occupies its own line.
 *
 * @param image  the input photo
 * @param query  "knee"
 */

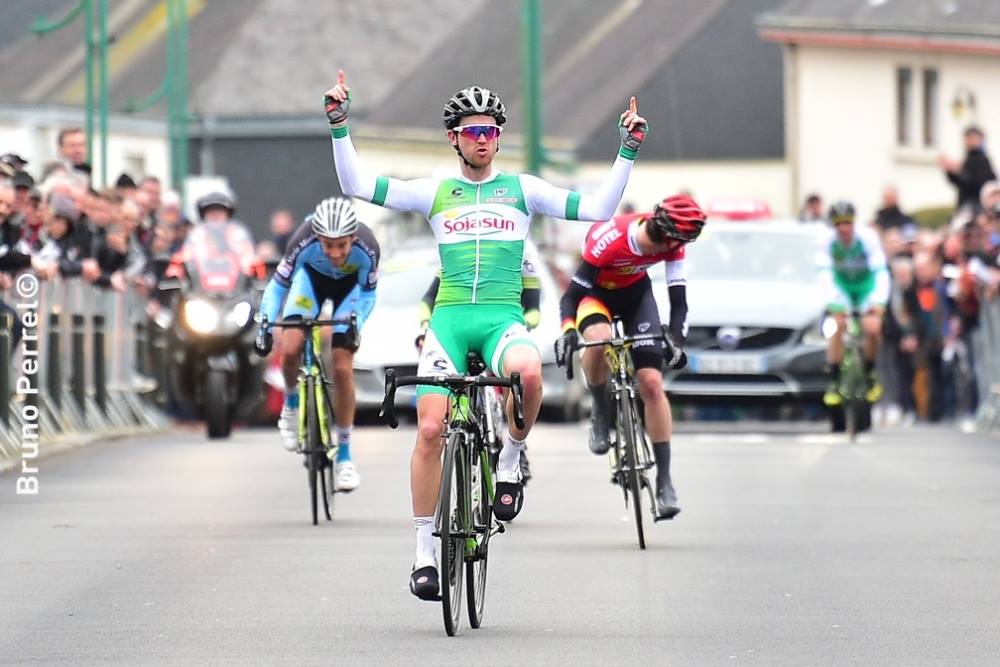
xmin=417 ymin=414 xmax=445 ymax=448
xmin=515 ymin=362 xmax=542 ymax=395
xmin=331 ymin=355 xmax=354 ymax=382
xmin=637 ymin=371 xmax=665 ymax=404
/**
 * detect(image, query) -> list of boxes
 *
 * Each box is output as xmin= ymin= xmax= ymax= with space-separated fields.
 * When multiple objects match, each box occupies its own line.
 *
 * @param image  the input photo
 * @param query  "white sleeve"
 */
xmin=664 ymin=258 xmax=686 ymax=286
xmin=521 ymin=239 xmax=540 ymax=279
xmin=520 ymin=154 xmax=634 ymax=222
xmin=331 ymin=131 xmax=435 ymax=216
xmin=861 ymin=229 xmax=890 ymax=303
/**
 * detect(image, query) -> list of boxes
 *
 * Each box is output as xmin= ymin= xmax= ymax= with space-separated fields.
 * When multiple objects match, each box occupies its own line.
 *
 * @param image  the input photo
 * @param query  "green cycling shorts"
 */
xmin=416 ymin=303 xmax=536 ymax=397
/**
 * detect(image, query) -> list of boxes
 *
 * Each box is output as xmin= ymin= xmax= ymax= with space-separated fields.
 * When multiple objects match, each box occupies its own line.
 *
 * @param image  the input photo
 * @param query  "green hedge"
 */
xmin=910 ymin=206 xmax=954 ymax=229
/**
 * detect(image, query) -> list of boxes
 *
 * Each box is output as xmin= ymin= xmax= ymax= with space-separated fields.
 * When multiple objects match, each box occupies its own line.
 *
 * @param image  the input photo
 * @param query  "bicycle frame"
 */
xmin=838 ymin=310 xmax=867 ymax=441
xmin=297 ymin=324 xmax=332 ymax=450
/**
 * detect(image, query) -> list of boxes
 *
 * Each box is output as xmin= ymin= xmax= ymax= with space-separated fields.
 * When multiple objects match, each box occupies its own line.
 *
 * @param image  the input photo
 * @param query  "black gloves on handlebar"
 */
xmin=554 ymin=328 xmax=579 ymax=367
xmin=666 ymin=349 xmax=687 ymax=370
xmin=254 ymin=325 xmax=273 ymax=357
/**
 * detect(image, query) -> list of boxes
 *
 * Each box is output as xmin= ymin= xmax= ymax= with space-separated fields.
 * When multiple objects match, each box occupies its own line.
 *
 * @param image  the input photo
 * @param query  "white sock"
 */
xmin=498 ymin=431 xmax=526 ymax=478
xmin=336 ymin=425 xmax=351 ymax=445
xmin=414 ymin=516 xmax=435 ymax=568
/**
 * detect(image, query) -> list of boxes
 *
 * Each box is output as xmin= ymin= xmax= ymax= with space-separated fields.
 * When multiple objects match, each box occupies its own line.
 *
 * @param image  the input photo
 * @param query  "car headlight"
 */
xmin=184 ymin=299 xmax=219 ymax=334
xmin=227 ymin=301 xmax=252 ymax=329
xmin=802 ymin=316 xmax=837 ymax=346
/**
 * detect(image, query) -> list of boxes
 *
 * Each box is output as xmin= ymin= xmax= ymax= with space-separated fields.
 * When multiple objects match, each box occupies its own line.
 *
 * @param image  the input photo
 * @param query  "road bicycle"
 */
xmin=829 ymin=310 xmax=871 ymax=442
xmin=381 ymin=354 xmax=525 ymax=636
xmin=566 ymin=318 xmax=679 ymax=550
xmin=269 ymin=315 xmax=356 ymax=525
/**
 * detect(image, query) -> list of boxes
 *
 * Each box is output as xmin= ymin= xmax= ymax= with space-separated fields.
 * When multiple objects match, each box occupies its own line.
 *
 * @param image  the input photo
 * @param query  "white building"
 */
xmin=759 ymin=0 xmax=1000 ymax=220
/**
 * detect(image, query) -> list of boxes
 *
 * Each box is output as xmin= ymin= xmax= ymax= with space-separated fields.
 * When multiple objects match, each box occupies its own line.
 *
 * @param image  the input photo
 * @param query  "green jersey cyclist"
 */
xmin=324 ymin=69 xmax=647 ymax=600
xmin=819 ymin=200 xmax=889 ymax=407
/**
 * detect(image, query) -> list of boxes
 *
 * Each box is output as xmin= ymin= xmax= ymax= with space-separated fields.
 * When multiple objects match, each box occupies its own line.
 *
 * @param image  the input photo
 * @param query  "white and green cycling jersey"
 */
xmin=332 ymin=126 xmax=635 ymax=308
xmin=330 ymin=125 xmax=637 ymax=386
xmin=818 ymin=226 xmax=890 ymax=312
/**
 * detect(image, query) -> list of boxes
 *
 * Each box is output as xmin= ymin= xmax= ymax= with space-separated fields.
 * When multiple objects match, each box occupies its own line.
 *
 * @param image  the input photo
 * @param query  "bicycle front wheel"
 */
xmin=467 ymin=442 xmax=492 ymax=628
xmin=618 ymin=390 xmax=646 ymax=550
xmin=305 ymin=379 xmax=322 ymax=526
xmin=438 ymin=431 xmax=466 ymax=636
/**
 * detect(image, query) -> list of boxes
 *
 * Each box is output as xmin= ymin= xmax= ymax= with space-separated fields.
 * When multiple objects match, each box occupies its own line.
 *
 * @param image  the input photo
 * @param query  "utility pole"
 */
xmin=97 ymin=0 xmax=109 ymax=187
xmin=32 ymin=0 xmax=95 ymax=165
xmin=521 ymin=0 xmax=543 ymax=175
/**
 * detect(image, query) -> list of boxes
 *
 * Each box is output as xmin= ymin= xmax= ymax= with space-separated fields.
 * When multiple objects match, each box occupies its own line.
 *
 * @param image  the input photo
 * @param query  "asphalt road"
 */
xmin=2 ymin=421 xmax=1000 ymax=665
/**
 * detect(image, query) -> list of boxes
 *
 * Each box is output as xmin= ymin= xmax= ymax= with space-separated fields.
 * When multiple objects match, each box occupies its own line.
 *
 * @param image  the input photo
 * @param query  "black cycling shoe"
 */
xmin=493 ymin=480 xmax=524 ymax=521
xmin=654 ymin=479 xmax=681 ymax=522
xmin=588 ymin=421 xmax=611 ymax=455
xmin=518 ymin=450 xmax=532 ymax=486
xmin=409 ymin=565 xmax=440 ymax=601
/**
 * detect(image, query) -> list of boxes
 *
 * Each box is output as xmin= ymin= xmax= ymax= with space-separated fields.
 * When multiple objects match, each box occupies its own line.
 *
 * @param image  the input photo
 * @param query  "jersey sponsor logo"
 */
xmin=443 ymin=214 xmax=516 ymax=235
xmin=589 ymin=229 xmax=622 ymax=258
xmin=339 ymin=263 xmax=359 ymax=274
xmin=485 ymin=197 xmax=518 ymax=204
xmin=451 ymin=187 xmax=464 ymax=197
xmin=294 ymin=295 xmax=314 ymax=310
xmin=633 ymin=338 xmax=655 ymax=348
xmin=493 ymin=187 xmax=509 ymax=196
xmin=638 ymin=322 xmax=651 ymax=333
xmin=590 ymin=220 xmax=616 ymax=239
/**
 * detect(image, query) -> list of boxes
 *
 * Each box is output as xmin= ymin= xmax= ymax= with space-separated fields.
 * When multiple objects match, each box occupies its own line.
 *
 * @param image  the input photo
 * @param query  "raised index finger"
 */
xmin=338 ymin=69 xmax=346 ymax=86
xmin=629 ymin=96 xmax=637 ymax=114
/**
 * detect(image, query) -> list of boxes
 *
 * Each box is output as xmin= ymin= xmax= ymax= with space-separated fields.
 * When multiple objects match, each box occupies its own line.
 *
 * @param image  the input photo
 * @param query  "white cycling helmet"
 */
xmin=311 ymin=196 xmax=358 ymax=238
xmin=442 ymin=85 xmax=506 ymax=129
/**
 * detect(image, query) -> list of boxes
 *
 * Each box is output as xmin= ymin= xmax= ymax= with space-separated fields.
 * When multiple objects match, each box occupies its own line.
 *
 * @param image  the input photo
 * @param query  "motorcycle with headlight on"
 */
xmin=162 ymin=219 xmax=265 ymax=438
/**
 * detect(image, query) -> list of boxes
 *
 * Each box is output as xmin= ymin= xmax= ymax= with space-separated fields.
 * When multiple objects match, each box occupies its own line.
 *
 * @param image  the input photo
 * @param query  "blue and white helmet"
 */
xmin=311 ymin=197 xmax=358 ymax=238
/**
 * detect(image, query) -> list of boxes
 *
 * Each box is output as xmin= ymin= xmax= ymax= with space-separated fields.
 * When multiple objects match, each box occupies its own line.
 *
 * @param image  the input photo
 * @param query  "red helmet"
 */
xmin=650 ymin=194 xmax=706 ymax=242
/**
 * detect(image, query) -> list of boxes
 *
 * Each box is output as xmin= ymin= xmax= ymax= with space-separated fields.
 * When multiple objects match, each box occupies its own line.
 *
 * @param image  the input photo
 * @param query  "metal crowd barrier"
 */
xmin=0 ymin=276 xmax=168 ymax=464
xmin=974 ymin=290 xmax=1000 ymax=435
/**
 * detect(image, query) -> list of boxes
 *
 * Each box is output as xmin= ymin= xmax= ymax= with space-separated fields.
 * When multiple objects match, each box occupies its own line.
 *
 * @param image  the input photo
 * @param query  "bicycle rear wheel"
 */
xmin=306 ymin=379 xmax=322 ymax=526
xmin=467 ymin=443 xmax=492 ymax=628
xmin=618 ymin=391 xmax=646 ymax=550
xmin=438 ymin=431 xmax=466 ymax=636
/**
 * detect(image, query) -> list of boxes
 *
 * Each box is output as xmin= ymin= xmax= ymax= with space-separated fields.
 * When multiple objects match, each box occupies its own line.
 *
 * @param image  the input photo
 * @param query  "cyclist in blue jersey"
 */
xmin=257 ymin=197 xmax=380 ymax=491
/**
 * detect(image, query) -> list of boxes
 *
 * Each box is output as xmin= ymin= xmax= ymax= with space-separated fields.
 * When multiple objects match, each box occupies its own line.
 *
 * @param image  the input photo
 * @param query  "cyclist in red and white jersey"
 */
xmin=554 ymin=195 xmax=706 ymax=519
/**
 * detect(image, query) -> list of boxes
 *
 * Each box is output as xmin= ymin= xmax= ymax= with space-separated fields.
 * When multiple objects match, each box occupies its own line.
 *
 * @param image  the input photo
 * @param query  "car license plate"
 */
xmin=689 ymin=353 xmax=764 ymax=374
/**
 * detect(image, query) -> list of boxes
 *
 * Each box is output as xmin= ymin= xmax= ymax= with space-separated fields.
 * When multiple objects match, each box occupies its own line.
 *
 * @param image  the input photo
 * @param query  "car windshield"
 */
xmin=378 ymin=263 xmax=439 ymax=307
xmin=686 ymin=229 xmax=819 ymax=281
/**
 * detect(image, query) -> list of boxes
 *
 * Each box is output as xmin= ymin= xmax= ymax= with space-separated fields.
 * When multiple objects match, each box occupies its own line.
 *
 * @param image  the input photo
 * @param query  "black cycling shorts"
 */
xmin=575 ymin=275 xmax=664 ymax=371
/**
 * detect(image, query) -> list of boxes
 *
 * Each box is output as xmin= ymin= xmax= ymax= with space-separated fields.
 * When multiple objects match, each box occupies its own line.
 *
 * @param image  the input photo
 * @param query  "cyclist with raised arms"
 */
xmin=819 ymin=200 xmax=889 ymax=407
xmin=554 ymin=195 xmax=706 ymax=520
xmin=324 ymin=69 xmax=647 ymax=600
xmin=256 ymin=197 xmax=380 ymax=492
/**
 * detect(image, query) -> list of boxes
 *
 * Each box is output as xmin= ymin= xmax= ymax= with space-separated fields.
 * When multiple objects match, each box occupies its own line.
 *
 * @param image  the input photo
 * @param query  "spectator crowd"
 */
xmin=800 ymin=125 xmax=1000 ymax=429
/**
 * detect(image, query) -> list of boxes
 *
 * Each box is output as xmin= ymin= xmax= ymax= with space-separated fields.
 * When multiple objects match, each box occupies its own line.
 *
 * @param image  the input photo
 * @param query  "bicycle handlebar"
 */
xmin=565 ymin=324 xmax=682 ymax=380
xmin=380 ymin=369 xmax=525 ymax=431
xmin=268 ymin=313 xmax=358 ymax=331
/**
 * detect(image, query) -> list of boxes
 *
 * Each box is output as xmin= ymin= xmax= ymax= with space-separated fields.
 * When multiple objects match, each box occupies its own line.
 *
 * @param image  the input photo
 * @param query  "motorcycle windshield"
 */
xmin=182 ymin=221 xmax=257 ymax=294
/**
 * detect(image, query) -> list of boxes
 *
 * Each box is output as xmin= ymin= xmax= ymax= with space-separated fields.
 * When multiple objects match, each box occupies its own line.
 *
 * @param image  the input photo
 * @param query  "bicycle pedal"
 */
xmin=494 ymin=521 xmax=505 ymax=534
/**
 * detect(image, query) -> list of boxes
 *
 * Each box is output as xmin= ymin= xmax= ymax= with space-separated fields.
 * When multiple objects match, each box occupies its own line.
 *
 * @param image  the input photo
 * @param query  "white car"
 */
xmin=353 ymin=246 xmax=583 ymax=419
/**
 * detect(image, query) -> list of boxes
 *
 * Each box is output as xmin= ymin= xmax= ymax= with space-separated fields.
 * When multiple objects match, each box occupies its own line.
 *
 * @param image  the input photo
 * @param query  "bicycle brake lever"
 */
xmin=510 ymin=372 xmax=526 ymax=430
xmin=380 ymin=369 xmax=399 ymax=429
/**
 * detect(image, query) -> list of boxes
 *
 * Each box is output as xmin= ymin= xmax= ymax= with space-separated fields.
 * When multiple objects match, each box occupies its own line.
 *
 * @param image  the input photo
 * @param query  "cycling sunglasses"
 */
xmin=453 ymin=124 xmax=503 ymax=141
xmin=832 ymin=216 xmax=855 ymax=226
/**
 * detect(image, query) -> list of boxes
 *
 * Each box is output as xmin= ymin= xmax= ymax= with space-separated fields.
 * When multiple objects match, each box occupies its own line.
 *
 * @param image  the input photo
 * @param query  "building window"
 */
xmin=896 ymin=67 xmax=912 ymax=146
xmin=922 ymin=68 xmax=938 ymax=147
xmin=124 ymin=153 xmax=145 ymax=179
